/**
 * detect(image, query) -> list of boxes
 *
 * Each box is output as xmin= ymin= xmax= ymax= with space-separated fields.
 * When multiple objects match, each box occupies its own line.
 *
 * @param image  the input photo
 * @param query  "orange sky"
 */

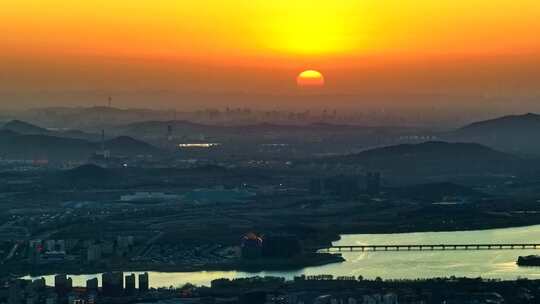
xmin=2 ymin=0 xmax=540 ymax=110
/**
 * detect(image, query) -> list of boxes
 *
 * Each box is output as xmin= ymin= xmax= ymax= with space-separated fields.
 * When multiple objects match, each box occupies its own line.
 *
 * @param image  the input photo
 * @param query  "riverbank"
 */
xmin=13 ymin=225 xmax=540 ymax=288
xmin=9 ymin=223 xmax=540 ymax=282
xmin=5 ymin=253 xmax=344 ymax=279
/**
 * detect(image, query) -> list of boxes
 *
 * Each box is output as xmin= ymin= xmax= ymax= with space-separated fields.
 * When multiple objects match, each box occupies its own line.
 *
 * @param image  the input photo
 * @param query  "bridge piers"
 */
xmin=322 ymin=243 xmax=540 ymax=252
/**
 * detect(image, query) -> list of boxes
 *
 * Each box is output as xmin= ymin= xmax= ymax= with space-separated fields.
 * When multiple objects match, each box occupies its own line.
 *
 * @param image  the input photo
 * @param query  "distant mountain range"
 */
xmin=2 ymin=120 xmax=100 ymax=141
xmin=4 ymin=110 xmax=540 ymax=162
xmin=7 ymin=106 xmax=175 ymax=130
xmin=0 ymin=121 xmax=162 ymax=161
xmin=449 ymin=113 xmax=540 ymax=155
xmin=3 ymin=120 xmax=49 ymax=135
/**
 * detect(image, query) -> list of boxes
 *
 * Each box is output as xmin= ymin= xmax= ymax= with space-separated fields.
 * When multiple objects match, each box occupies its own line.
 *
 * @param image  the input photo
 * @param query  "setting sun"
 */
xmin=2 ymin=1 xmax=540 ymax=107
xmin=297 ymin=70 xmax=325 ymax=87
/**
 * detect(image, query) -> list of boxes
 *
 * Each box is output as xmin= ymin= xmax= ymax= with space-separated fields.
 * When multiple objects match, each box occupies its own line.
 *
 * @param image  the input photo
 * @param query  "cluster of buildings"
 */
xmin=85 ymin=236 xmax=135 ymax=264
xmin=1 ymin=272 xmax=149 ymax=304
xmin=27 ymin=240 xmax=69 ymax=265
xmin=24 ymin=236 xmax=136 ymax=267
xmin=0 ymin=273 xmax=531 ymax=304
xmin=205 ymin=276 xmax=513 ymax=304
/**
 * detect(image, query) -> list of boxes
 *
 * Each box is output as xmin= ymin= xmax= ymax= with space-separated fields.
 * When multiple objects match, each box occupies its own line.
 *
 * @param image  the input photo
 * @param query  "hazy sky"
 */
xmin=2 ymin=0 xmax=540 ymax=111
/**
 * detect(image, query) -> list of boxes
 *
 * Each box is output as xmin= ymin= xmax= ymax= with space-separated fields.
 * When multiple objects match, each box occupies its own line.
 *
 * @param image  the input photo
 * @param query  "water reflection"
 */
xmin=26 ymin=225 xmax=540 ymax=287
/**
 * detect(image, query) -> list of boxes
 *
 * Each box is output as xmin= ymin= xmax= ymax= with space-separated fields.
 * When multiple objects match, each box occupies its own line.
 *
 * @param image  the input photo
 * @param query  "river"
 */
xmin=26 ymin=224 xmax=540 ymax=288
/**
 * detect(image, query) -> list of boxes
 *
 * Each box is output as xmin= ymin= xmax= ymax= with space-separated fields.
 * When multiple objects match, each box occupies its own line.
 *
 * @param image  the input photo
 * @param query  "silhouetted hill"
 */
xmin=0 ymin=134 xmax=95 ymax=161
xmin=450 ymin=113 xmax=540 ymax=155
xmin=320 ymin=141 xmax=523 ymax=178
xmin=0 ymin=133 xmax=162 ymax=161
xmin=342 ymin=141 xmax=514 ymax=161
xmin=2 ymin=119 xmax=100 ymax=141
xmin=105 ymin=136 xmax=163 ymax=157
xmin=2 ymin=120 xmax=49 ymax=135
xmin=15 ymin=106 xmax=175 ymax=130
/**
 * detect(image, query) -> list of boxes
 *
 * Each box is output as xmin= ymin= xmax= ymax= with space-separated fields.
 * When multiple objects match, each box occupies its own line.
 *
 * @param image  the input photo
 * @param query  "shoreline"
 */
xmin=336 ymin=221 xmax=540 ymax=235
xmin=8 ymin=221 xmax=540 ymax=279
xmin=10 ymin=253 xmax=345 ymax=279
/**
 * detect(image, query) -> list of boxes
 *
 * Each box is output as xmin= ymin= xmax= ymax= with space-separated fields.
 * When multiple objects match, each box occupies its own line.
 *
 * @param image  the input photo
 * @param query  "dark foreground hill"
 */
xmin=317 ymin=141 xmax=527 ymax=178
xmin=449 ymin=113 xmax=540 ymax=155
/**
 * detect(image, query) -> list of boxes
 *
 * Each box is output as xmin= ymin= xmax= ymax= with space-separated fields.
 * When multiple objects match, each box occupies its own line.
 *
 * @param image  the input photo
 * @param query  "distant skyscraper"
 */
xmin=102 ymin=272 xmax=123 ymax=297
xmin=86 ymin=244 xmax=102 ymax=263
xmin=138 ymin=272 xmax=149 ymax=292
xmin=86 ymin=278 xmax=98 ymax=293
xmin=125 ymin=274 xmax=136 ymax=295
xmin=54 ymin=274 xmax=72 ymax=296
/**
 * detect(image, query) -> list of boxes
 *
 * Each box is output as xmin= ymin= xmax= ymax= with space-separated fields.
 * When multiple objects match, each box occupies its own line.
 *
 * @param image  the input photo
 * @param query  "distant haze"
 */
xmin=1 ymin=1 xmax=540 ymax=121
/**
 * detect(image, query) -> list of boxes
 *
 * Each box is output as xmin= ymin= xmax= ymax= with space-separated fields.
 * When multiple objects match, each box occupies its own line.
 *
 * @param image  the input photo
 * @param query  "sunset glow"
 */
xmin=2 ymin=1 xmax=540 ymax=109
xmin=4 ymin=1 xmax=540 ymax=60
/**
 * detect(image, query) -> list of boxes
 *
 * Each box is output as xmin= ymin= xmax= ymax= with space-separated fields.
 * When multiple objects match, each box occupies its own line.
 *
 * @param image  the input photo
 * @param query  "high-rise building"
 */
xmin=102 ymin=272 xmax=124 ymax=297
xmin=86 ymin=244 xmax=102 ymax=263
xmin=29 ymin=278 xmax=46 ymax=295
xmin=86 ymin=278 xmax=98 ymax=293
xmin=54 ymin=274 xmax=72 ymax=296
xmin=27 ymin=240 xmax=42 ymax=264
xmin=138 ymin=272 xmax=149 ymax=292
xmin=125 ymin=273 xmax=136 ymax=295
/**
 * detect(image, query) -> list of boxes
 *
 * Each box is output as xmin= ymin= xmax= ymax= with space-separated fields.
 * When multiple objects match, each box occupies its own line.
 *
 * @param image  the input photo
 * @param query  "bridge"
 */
xmin=318 ymin=243 xmax=540 ymax=252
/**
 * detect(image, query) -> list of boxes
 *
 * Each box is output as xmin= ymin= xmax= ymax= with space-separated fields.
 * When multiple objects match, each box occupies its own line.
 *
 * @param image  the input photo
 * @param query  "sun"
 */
xmin=297 ymin=70 xmax=325 ymax=87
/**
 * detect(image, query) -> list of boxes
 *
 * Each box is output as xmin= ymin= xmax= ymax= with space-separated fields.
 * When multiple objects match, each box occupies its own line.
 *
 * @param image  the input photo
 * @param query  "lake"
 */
xmin=26 ymin=224 xmax=540 ymax=287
